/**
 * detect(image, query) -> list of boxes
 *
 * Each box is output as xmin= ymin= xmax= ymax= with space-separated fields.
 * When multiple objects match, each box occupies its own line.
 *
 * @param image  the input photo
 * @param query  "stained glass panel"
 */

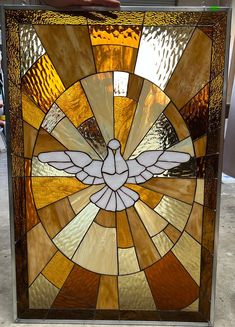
xmin=4 ymin=7 xmax=229 ymax=324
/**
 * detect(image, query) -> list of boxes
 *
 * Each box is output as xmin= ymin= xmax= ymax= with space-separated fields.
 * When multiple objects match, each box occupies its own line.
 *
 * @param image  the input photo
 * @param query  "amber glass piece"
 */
xmin=26 ymin=177 xmax=39 ymax=231
xmin=116 ymin=210 xmax=133 ymax=248
xmin=142 ymin=178 xmax=196 ymax=204
xmin=185 ymin=203 xmax=203 ymax=243
xmin=199 ymin=11 xmax=226 ymax=25
xmin=194 ymin=136 xmax=207 ymax=158
xmin=209 ymin=73 xmax=224 ymax=131
xmin=87 ymin=11 xmax=144 ymax=25
xmin=38 ymin=197 xmax=75 ymax=238
xmin=8 ymin=81 xmax=22 ymax=117
xmin=93 ymin=45 xmax=137 ymax=73
xmin=165 ymin=29 xmax=211 ymax=109
xmin=33 ymin=128 xmax=67 ymax=156
xmin=114 ymin=97 xmax=137 ymax=153
xmin=52 ymin=265 xmax=100 ymax=309
xmin=11 ymin=155 xmax=24 ymax=177
xmin=34 ymin=25 xmax=95 ymax=88
xmin=23 ymin=122 xmax=38 ymax=159
xmin=164 ymin=103 xmax=190 ymax=141
xmin=42 ymin=252 xmax=74 ymax=289
xmin=89 ymin=25 xmax=141 ymax=48
xmin=198 ymin=26 xmax=213 ymax=40
xmin=96 ymin=276 xmax=118 ymax=309
xmin=146 ymin=252 xmax=199 ymax=310
xmin=56 ymin=81 xmax=93 ymax=128
xmin=25 ymin=159 xmax=31 ymax=177
xmin=144 ymin=11 xmax=201 ymax=26
xmin=22 ymin=54 xmax=65 ymax=113
xmin=95 ymin=209 xmax=116 ymax=228
xmin=127 ymin=74 xmax=144 ymax=101
xmin=22 ymin=93 xmax=45 ymax=130
xmin=32 ymin=177 xmax=88 ymax=209
xmin=127 ymin=184 xmax=163 ymax=209
xmin=6 ymin=17 xmax=20 ymax=87
xmin=127 ymin=207 xmax=160 ymax=269
xmin=180 ymin=84 xmax=209 ymax=140
xmin=202 ymin=207 xmax=216 ymax=254
xmin=12 ymin=178 xmax=26 ymax=242
xmin=164 ymin=224 xmax=181 ymax=244
xmin=9 ymin=112 xmax=24 ymax=156
xmin=27 ymin=223 xmax=57 ymax=285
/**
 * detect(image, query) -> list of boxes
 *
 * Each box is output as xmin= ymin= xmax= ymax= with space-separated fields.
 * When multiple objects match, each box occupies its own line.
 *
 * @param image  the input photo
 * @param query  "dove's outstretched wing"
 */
xmin=38 ymin=151 xmax=104 ymax=185
xmin=127 ymin=150 xmax=191 ymax=184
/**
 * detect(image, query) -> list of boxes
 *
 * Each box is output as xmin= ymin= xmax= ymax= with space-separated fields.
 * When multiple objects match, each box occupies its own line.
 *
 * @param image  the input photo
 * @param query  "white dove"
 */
xmin=38 ymin=139 xmax=191 ymax=212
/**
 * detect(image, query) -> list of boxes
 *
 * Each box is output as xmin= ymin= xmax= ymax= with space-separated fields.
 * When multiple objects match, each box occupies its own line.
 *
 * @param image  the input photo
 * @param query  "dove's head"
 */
xmin=108 ymin=139 xmax=121 ymax=154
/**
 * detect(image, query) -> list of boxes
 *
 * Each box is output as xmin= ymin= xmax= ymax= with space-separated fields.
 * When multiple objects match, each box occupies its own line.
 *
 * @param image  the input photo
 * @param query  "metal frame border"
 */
xmin=0 ymin=4 xmax=232 ymax=326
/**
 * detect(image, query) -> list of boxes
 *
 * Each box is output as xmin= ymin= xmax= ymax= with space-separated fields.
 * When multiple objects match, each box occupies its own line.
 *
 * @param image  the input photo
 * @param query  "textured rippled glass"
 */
xmin=159 ymin=157 xmax=197 ymax=178
xmin=87 ymin=11 xmax=144 ymax=25
xmin=31 ymin=157 xmax=72 ymax=177
xmin=20 ymin=25 xmax=45 ymax=76
xmin=208 ymin=73 xmax=224 ymax=131
xmin=41 ymin=103 xmax=65 ymax=133
xmin=144 ymin=11 xmax=201 ymax=26
xmin=135 ymin=26 xmax=194 ymax=89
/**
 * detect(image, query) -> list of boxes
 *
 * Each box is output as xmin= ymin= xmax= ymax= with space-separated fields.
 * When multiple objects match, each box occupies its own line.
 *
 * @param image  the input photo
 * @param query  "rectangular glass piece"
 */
xmin=4 ymin=7 xmax=229 ymax=325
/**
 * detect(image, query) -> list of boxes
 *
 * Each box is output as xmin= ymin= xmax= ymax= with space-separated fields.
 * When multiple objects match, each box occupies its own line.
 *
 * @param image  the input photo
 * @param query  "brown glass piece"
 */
xmin=161 ymin=157 xmax=196 ymax=179
xmin=127 ymin=74 xmax=144 ymax=101
xmin=95 ymin=310 xmax=119 ymax=320
xmin=196 ymin=157 xmax=205 ymax=179
xmin=119 ymin=310 xmax=161 ymax=321
xmin=207 ymin=128 xmax=221 ymax=155
xmin=9 ymin=111 xmax=24 ymax=156
xmin=19 ymin=309 xmax=48 ymax=319
xmin=12 ymin=155 xmax=24 ymax=177
xmin=202 ymin=207 xmax=216 ymax=254
xmin=160 ymin=311 xmax=205 ymax=322
xmin=165 ymin=103 xmax=189 ymax=141
xmin=52 ymin=265 xmax=100 ymax=309
xmin=164 ymin=224 xmax=181 ymax=244
xmin=205 ymin=155 xmax=219 ymax=180
xmin=208 ymin=73 xmax=224 ymax=131
xmin=95 ymin=209 xmax=116 ymax=228
xmin=25 ymin=159 xmax=31 ymax=177
xmin=26 ymin=177 xmax=40 ymax=231
xmin=185 ymin=203 xmax=203 ymax=243
xmin=180 ymin=84 xmax=209 ymax=140
xmin=33 ymin=128 xmax=67 ymax=156
xmin=116 ymin=210 xmax=133 ymax=248
xmin=38 ymin=197 xmax=75 ymax=238
xmin=145 ymin=252 xmax=199 ymax=310
xmin=8 ymin=81 xmax=22 ymax=117
xmin=204 ymin=178 xmax=218 ymax=210
xmin=47 ymin=309 xmax=95 ymax=320
xmin=199 ymin=11 xmax=226 ymax=25
xmin=198 ymin=26 xmax=213 ymax=39
xmin=12 ymin=178 xmax=26 ymax=242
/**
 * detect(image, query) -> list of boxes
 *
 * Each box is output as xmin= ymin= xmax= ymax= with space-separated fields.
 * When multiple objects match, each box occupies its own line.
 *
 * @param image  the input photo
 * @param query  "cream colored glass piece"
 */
xmin=118 ymin=271 xmax=156 ymax=310
xmin=124 ymin=81 xmax=170 ymax=159
xmin=135 ymin=26 xmax=194 ymax=89
xmin=81 ymin=72 xmax=114 ymax=144
xmin=29 ymin=274 xmax=59 ymax=309
xmin=118 ymin=247 xmax=140 ymax=275
xmin=51 ymin=117 xmax=99 ymax=159
xmin=32 ymin=157 xmax=72 ymax=177
xmin=168 ymin=137 xmax=194 ymax=156
xmin=69 ymin=185 xmax=104 ymax=214
xmin=172 ymin=232 xmax=201 ymax=285
xmin=41 ymin=103 xmax=65 ymax=133
xmin=53 ymin=203 xmax=99 ymax=258
xmin=135 ymin=200 xmax=168 ymax=236
xmin=195 ymin=179 xmax=205 ymax=205
xmin=114 ymin=72 xmax=129 ymax=97
xmin=152 ymin=231 xmax=174 ymax=257
xmin=182 ymin=298 xmax=199 ymax=312
xmin=155 ymin=196 xmax=191 ymax=231
xmin=73 ymin=222 xmax=117 ymax=275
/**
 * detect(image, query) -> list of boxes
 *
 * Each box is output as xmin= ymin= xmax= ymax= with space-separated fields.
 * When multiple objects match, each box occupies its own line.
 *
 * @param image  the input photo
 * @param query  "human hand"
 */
xmin=42 ymin=0 xmax=120 ymax=8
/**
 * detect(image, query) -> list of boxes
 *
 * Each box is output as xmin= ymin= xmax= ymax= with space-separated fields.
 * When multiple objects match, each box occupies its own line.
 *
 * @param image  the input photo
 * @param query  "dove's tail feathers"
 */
xmin=90 ymin=186 xmax=139 ymax=212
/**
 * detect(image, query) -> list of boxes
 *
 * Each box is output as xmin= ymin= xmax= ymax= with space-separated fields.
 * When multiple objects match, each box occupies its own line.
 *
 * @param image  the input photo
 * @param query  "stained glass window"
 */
xmin=4 ymin=7 xmax=229 ymax=323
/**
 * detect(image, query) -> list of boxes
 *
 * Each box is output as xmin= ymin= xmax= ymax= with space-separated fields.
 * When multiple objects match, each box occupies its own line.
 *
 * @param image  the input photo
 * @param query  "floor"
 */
xmin=0 ymin=151 xmax=234 ymax=327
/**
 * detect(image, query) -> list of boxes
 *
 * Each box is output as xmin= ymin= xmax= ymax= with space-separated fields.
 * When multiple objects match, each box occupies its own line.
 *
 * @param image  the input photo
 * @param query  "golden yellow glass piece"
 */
xmin=73 ymin=222 xmax=117 ymax=275
xmin=93 ymin=45 xmax=137 ymax=73
xmin=164 ymin=103 xmax=190 ymax=141
xmin=22 ymin=93 xmax=45 ymax=130
xmin=34 ymin=25 xmax=96 ymax=88
xmin=165 ymin=28 xmax=212 ymax=109
xmin=168 ymin=137 xmax=195 ymax=157
xmin=127 ymin=184 xmax=163 ymax=208
xmin=118 ymin=272 xmax=156 ymax=310
xmin=185 ymin=203 xmax=203 ymax=243
xmin=51 ymin=117 xmax=100 ymax=159
xmin=155 ymin=196 xmax=192 ymax=232
xmin=134 ymin=200 xmax=168 ymax=237
xmin=27 ymin=223 xmax=57 ymax=285
xmin=29 ymin=274 xmax=59 ymax=309
xmin=164 ymin=224 xmax=181 ymax=244
xmin=33 ymin=128 xmax=67 ymax=156
xmin=22 ymin=54 xmax=65 ymax=113
xmin=143 ymin=178 xmax=196 ymax=204
xmin=124 ymin=81 xmax=170 ymax=159
xmin=96 ymin=276 xmax=119 ymax=310
xmin=89 ymin=25 xmax=141 ymax=48
xmin=42 ymin=252 xmax=74 ymax=289
xmin=118 ymin=247 xmax=140 ymax=275
xmin=182 ymin=298 xmax=199 ymax=312
xmin=56 ymin=81 xmax=93 ymax=128
xmin=152 ymin=232 xmax=174 ymax=257
xmin=81 ymin=72 xmax=113 ymax=144
xmin=144 ymin=11 xmax=201 ymax=26
xmin=87 ymin=11 xmax=144 ymax=25
xmin=23 ymin=122 xmax=38 ymax=159
xmin=53 ymin=203 xmax=99 ymax=259
xmin=195 ymin=179 xmax=205 ymax=205
xmin=114 ymin=97 xmax=137 ymax=153
xmin=69 ymin=185 xmax=104 ymax=214
xmin=194 ymin=136 xmax=207 ymax=157
xmin=127 ymin=207 xmax=160 ymax=269
xmin=172 ymin=232 xmax=201 ymax=285
xmin=32 ymin=176 xmax=87 ymax=209
xmin=127 ymin=74 xmax=144 ymax=101
xmin=116 ymin=210 xmax=133 ymax=248
xmin=25 ymin=158 xmax=31 ymax=177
